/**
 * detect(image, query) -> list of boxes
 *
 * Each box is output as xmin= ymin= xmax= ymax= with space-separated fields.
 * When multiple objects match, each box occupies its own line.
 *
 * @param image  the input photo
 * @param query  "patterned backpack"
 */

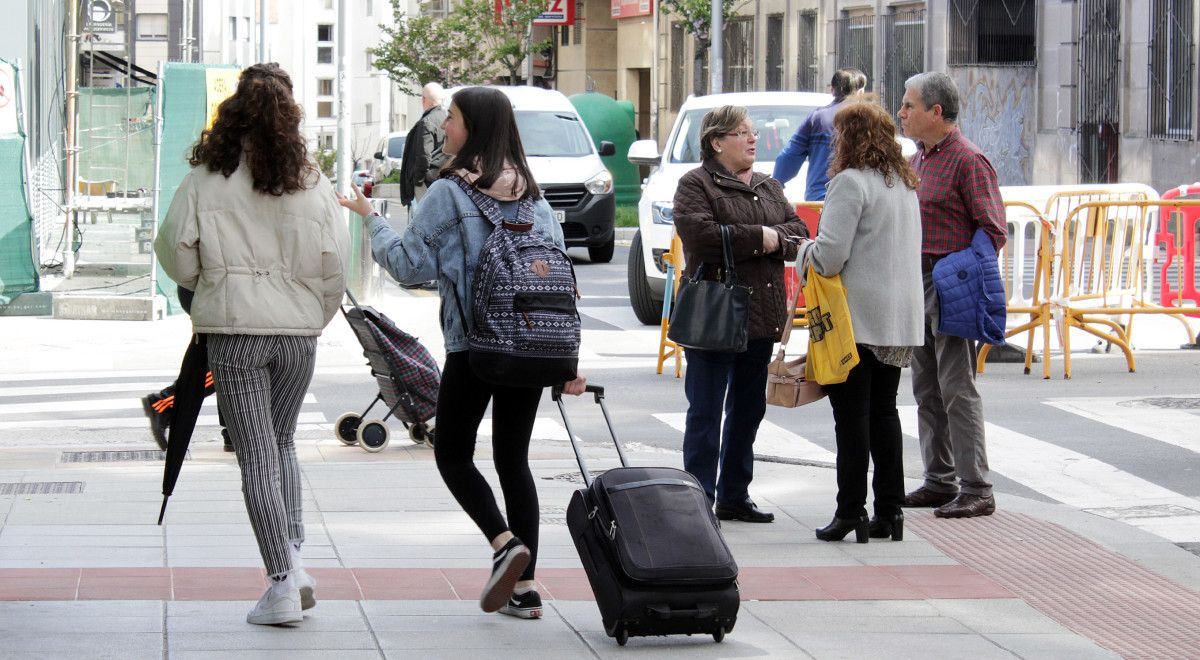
xmin=449 ymin=176 xmax=580 ymax=387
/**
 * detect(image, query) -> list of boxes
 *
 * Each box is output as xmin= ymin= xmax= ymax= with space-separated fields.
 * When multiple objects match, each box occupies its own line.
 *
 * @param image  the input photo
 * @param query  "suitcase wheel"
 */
xmin=614 ymin=625 xmax=628 ymax=646
xmin=335 ymin=413 xmax=362 ymax=446
xmin=713 ymin=628 xmax=725 ymax=643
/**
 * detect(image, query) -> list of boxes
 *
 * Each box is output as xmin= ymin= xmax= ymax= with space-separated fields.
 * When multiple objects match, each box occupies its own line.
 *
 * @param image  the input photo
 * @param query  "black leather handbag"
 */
xmin=667 ymin=225 xmax=751 ymax=353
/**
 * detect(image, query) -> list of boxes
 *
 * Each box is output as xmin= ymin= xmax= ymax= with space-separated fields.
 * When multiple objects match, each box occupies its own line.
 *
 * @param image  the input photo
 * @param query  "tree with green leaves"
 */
xmin=659 ymin=0 xmax=739 ymax=97
xmin=371 ymin=0 xmax=554 ymax=95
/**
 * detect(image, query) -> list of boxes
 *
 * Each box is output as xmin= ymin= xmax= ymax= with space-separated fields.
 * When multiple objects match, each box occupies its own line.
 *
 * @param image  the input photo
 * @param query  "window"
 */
xmin=137 ymin=13 xmax=168 ymax=40
xmin=320 ymin=134 xmax=334 ymax=150
xmin=836 ymin=12 xmax=874 ymax=89
xmin=323 ymin=0 xmax=333 ymax=9
xmin=229 ymin=17 xmax=238 ymax=41
xmin=572 ymin=1 xmax=584 ymax=45
xmin=318 ymin=24 xmax=333 ymax=42
xmin=1149 ymin=0 xmax=1195 ymax=139
xmin=696 ymin=48 xmax=708 ymax=96
xmin=318 ymin=78 xmax=333 ymax=96
xmin=560 ymin=25 xmax=569 ymax=47
xmin=367 ymin=0 xmax=373 ymax=16
xmin=365 ymin=103 xmax=373 ymax=125
xmin=766 ymin=14 xmax=784 ymax=91
xmin=884 ymin=7 xmax=926 ymax=116
xmin=797 ymin=11 xmax=818 ymax=91
xmin=243 ymin=17 xmax=251 ymax=42
xmin=365 ymin=49 xmax=373 ymax=72
xmin=317 ymin=46 xmax=333 ymax=64
xmin=317 ymin=101 xmax=334 ymax=118
xmin=724 ymin=18 xmax=754 ymax=93
xmin=949 ymin=0 xmax=1036 ymax=65
xmin=670 ymin=23 xmax=686 ymax=109
xmin=668 ymin=104 xmax=823 ymax=163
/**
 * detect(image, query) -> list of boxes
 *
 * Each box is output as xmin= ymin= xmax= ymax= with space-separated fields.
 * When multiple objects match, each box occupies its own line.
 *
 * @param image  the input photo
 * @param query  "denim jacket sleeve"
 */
xmin=364 ymin=186 xmax=459 ymax=287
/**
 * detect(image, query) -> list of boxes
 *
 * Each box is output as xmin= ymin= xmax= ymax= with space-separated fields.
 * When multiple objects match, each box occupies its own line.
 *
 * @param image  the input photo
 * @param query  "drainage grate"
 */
xmin=541 ymin=470 xmax=607 ymax=485
xmin=61 ymin=450 xmax=164 ymax=463
xmin=0 ymin=481 xmax=85 ymax=495
xmin=1117 ymin=397 xmax=1200 ymax=409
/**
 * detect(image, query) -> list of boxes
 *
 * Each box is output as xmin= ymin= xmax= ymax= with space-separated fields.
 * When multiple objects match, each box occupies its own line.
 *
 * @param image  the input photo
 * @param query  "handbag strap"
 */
xmin=776 ymin=263 xmax=807 ymax=356
xmin=719 ymin=225 xmax=736 ymax=284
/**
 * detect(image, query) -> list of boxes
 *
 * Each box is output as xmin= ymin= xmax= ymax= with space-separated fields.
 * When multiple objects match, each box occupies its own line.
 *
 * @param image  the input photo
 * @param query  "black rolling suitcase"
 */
xmin=553 ymin=385 xmax=739 ymax=646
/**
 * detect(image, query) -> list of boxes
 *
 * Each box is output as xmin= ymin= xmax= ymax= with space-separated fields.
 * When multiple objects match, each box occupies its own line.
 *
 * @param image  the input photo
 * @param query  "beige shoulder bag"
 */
xmin=766 ymin=263 xmax=827 ymax=408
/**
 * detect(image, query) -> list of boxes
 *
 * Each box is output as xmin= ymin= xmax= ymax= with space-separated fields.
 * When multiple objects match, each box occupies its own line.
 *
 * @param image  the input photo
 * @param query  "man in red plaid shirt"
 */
xmin=897 ymin=72 xmax=1007 ymax=519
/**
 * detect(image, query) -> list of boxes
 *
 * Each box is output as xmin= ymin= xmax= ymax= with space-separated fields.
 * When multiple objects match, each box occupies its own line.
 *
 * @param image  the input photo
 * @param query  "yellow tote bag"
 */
xmin=803 ymin=266 xmax=859 ymax=385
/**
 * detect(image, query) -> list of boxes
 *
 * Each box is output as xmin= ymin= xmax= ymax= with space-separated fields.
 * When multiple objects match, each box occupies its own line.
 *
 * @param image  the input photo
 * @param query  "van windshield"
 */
xmin=516 ymin=111 xmax=594 ymax=157
xmin=668 ymin=105 xmax=822 ymax=164
xmin=387 ymin=136 xmax=406 ymax=158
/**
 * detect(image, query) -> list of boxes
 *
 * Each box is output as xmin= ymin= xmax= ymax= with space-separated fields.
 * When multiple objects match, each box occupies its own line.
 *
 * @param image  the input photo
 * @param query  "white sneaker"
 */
xmin=289 ymin=545 xmax=317 ymax=610
xmin=247 ymin=575 xmax=302 ymax=625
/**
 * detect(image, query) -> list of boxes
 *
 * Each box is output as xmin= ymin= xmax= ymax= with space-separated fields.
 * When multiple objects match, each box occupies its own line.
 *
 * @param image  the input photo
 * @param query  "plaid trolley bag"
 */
xmin=554 ymin=385 xmax=739 ymax=646
xmin=335 ymin=290 xmax=440 ymax=452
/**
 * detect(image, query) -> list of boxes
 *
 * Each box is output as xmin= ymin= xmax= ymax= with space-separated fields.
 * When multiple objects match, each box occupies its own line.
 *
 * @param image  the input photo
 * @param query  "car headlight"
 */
xmin=584 ymin=170 xmax=613 ymax=195
xmin=651 ymin=201 xmax=674 ymax=225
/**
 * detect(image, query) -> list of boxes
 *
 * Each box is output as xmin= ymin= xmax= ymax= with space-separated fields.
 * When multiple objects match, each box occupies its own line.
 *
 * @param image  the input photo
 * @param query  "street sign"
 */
xmin=84 ymin=0 xmax=117 ymax=34
xmin=534 ymin=0 xmax=575 ymax=25
xmin=611 ymin=0 xmax=652 ymax=19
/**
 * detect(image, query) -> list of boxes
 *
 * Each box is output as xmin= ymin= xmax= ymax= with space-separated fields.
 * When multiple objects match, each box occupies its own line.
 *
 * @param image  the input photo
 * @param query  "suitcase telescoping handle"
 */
xmin=550 ymin=384 xmax=629 ymax=488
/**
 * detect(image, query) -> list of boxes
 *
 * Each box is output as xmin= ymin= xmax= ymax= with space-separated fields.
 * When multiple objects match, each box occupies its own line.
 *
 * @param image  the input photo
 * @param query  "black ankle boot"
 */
xmin=815 ymin=515 xmax=869 ymax=543
xmin=868 ymin=513 xmax=904 ymax=541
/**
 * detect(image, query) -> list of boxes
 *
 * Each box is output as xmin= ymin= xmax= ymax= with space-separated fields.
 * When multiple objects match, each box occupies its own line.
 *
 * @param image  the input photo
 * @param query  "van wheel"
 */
xmin=588 ymin=238 xmax=614 ymax=264
xmin=627 ymin=230 xmax=662 ymax=325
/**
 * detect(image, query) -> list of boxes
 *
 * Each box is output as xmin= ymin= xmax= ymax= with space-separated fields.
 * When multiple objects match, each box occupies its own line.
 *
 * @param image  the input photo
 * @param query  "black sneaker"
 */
xmin=480 ymin=538 xmax=531 ymax=613
xmin=499 ymin=589 xmax=542 ymax=619
xmin=141 ymin=395 xmax=169 ymax=451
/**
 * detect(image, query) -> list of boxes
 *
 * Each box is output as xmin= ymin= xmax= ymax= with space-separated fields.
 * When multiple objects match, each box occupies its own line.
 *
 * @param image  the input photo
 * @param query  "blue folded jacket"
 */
xmin=932 ymin=229 xmax=1007 ymax=345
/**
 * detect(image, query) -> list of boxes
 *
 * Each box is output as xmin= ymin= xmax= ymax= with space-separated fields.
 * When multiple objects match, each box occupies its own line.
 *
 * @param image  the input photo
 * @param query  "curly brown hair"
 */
xmin=188 ymin=63 xmax=314 ymax=196
xmin=828 ymin=97 xmax=919 ymax=190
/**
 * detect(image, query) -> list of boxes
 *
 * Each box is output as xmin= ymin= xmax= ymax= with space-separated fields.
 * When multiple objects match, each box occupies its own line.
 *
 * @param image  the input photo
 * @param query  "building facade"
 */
xmin=556 ymin=0 xmax=1198 ymax=192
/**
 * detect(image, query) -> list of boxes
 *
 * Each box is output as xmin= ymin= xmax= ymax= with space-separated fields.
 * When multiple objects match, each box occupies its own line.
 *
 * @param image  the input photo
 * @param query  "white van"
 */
xmin=625 ymin=92 xmax=917 ymax=324
xmin=446 ymin=86 xmax=617 ymax=262
xmin=372 ymin=131 xmax=407 ymax=180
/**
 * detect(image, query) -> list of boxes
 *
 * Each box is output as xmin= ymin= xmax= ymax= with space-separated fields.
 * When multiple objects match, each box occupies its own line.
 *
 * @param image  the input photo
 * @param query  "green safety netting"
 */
xmin=0 ymin=58 xmax=38 ymax=300
xmin=155 ymin=63 xmax=238 ymax=314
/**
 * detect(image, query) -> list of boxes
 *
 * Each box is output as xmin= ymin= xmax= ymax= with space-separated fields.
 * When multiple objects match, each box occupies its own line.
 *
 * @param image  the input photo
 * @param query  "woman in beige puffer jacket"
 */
xmin=155 ymin=63 xmax=349 ymax=626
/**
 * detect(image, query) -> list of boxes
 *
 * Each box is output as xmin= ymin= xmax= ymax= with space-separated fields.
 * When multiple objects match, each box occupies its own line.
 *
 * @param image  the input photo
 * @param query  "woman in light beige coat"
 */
xmin=156 ymin=63 xmax=349 ymax=626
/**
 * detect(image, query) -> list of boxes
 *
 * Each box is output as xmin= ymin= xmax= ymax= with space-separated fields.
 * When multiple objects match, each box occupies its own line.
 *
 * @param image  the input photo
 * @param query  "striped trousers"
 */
xmin=208 ymin=334 xmax=318 ymax=579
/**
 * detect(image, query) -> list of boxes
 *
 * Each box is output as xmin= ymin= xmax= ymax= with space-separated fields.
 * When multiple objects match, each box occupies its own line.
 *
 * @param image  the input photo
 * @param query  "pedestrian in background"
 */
xmin=896 ymin=72 xmax=1007 ymax=519
xmin=794 ymin=98 xmax=924 ymax=543
xmin=141 ymin=285 xmax=232 ymax=453
xmin=773 ymin=69 xmax=868 ymax=201
xmin=156 ymin=63 xmax=350 ymax=625
xmin=672 ymin=105 xmax=809 ymax=524
xmin=338 ymin=86 xmax=587 ymax=620
xmin=399 ymin=82 xmax=448 ymax=209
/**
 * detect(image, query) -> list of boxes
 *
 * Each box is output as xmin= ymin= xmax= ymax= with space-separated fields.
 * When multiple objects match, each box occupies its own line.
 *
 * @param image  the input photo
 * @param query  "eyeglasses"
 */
xmin=722 ymin=129 xmax=759 ymax=140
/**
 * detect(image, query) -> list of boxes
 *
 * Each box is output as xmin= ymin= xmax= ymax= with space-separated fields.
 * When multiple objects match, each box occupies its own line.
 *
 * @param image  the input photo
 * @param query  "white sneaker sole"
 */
xmin=480 ymin=546 xmax=531 ymax=613
xmin=499 ymin=604 xmax=543 ymax=619
xmin=247 ymin=607 xmax=302 ymax=625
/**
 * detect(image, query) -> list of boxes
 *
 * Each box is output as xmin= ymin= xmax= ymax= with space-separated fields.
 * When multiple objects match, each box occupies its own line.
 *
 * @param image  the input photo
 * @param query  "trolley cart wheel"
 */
xmin=424 ymin=425 xmax=435 ymax=449
xmin=335 ymin=413 xmax=362 ymax=445
xmin=357 ymin=421 xmax=390 ymax=453
xmin=408 ymin=422 xmax=430 ymax=445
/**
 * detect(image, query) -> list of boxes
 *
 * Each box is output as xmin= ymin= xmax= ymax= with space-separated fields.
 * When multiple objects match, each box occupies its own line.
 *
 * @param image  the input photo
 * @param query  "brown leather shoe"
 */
xmin=902 ymin=487 xmax=957 ymax=508
xmin=934 ymin=494 xmax=996 ymax=518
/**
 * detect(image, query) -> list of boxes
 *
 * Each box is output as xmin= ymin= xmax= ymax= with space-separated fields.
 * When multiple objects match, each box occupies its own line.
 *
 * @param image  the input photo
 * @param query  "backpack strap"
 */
xmin=447 ymin=174 xmax=537 ymax=228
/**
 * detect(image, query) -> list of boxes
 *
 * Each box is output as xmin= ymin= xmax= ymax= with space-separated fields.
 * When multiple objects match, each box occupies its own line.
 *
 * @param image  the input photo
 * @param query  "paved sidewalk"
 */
xmin=1 ymin=423 xmax=1198 ymax=659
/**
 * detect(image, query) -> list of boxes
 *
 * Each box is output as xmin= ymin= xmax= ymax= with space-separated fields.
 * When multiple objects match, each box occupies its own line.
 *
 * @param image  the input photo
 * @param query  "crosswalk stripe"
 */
xmin=0 ymin=382 xmax=205 ymax=398
xmin=0 ymin=393 xmax=318 ymax=416
xmin=652 ymin=412 xmax=836 ymax=464
xmin=0 ymin=411 xmax=329 ymax=431
xmin=1044 ymin=396 xmax=1200 ymax=455
xmin=476 ymin=416 xmax=570 ymax=442
xmin=897 ymin=406 xmax=1200 ymax=543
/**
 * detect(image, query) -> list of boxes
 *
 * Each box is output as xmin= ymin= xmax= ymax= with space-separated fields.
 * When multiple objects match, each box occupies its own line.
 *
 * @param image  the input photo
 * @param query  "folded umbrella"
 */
xmin=157 ymin=334 xmax=208 ymax=525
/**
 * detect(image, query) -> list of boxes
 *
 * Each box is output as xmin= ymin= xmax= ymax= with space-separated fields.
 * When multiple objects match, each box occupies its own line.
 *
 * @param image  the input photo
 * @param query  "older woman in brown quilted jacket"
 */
xmin=673 ymin=105 xmax=810 ymax=523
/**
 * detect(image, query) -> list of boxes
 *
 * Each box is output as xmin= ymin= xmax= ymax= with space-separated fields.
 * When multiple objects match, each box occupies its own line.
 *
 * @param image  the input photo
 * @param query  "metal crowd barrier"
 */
xmin=656 ymin=231 xmax=685 ymax=378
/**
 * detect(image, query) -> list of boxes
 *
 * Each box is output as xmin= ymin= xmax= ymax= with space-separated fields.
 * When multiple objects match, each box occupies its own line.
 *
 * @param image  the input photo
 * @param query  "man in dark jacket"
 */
xmin=399 ymin=82 xmax=448 ymax=208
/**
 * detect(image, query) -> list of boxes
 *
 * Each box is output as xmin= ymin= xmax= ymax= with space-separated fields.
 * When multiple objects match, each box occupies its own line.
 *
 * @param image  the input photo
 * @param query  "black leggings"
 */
xmin=434 ymin=351 xmax=543 ymax=581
